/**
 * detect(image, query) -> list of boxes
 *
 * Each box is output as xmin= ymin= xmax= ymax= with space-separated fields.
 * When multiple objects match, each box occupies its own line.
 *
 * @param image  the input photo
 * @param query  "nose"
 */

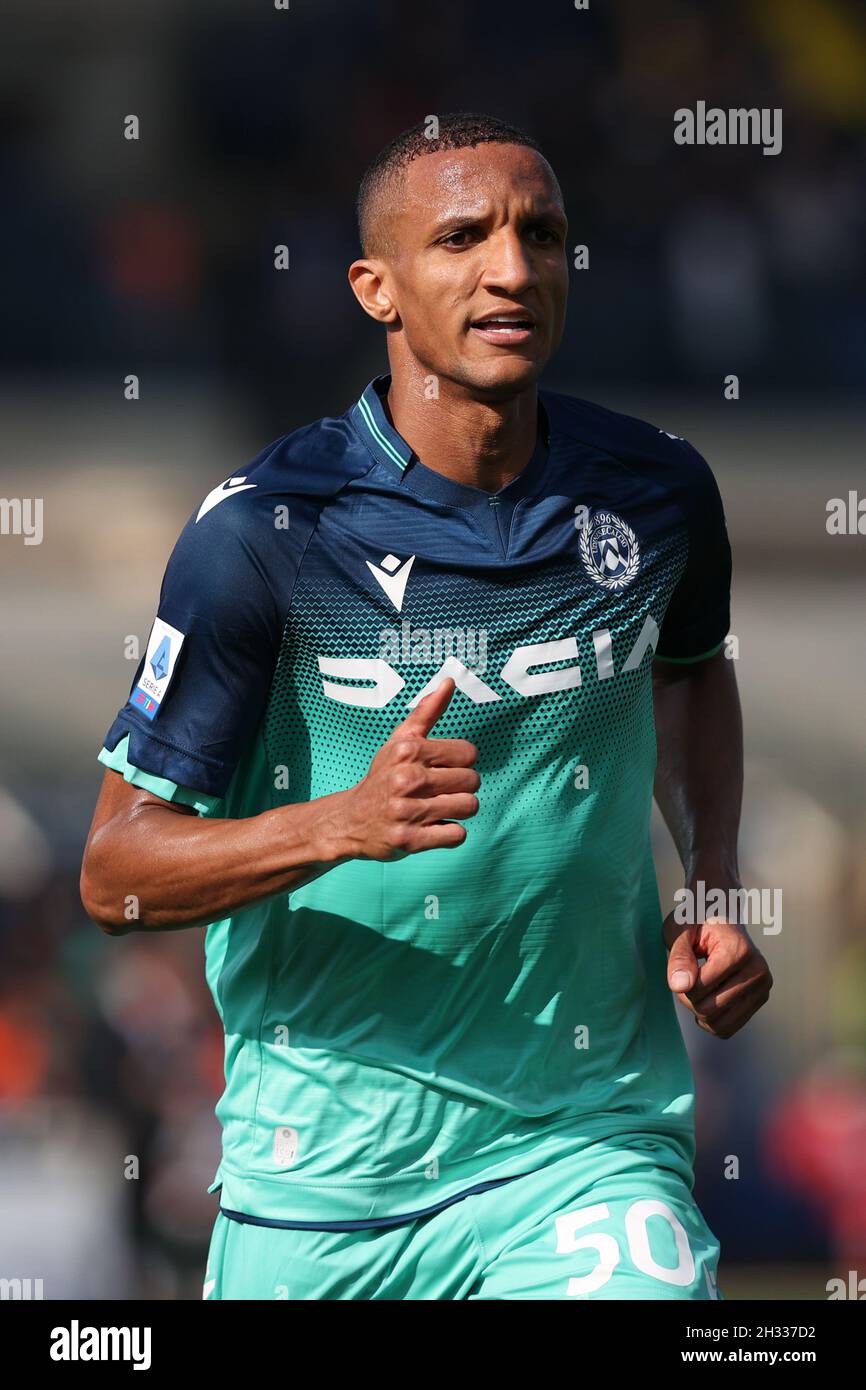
xmin=479 ymin=226 xmax=538 ymax=297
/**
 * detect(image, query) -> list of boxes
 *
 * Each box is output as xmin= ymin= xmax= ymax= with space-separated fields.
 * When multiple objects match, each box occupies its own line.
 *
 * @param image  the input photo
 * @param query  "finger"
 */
xmin=394 ymin=678 xmax=456 ymax=739
xmin=688 ymin=948 xmax=745 ymax=1003
xmin=690 ymin=962 xmax=771 ymax=1018
xmin=408 ymin=792 xmax=480 ymax=825
xmin=412 ymin=766 xmax=481 ymax=796
xmin=694 ymin=981 xmax=772 ymax=1039
xmin=416 ymin=737 xmax=479 ymax=768
xmin=405 ymin=822 xmax=468 ymax=853
xmin=666 ymin=922 xmax=699 ymax=994
xmin=688 ymin=928 xmax=754 ymax=1001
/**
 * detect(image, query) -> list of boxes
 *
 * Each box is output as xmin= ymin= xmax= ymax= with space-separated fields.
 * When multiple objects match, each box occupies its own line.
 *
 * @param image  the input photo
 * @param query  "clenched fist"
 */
xmin=663 ymin=902 xmax=773 ymax=1040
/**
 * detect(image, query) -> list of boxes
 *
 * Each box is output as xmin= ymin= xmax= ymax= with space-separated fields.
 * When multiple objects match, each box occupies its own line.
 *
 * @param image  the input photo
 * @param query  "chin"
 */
xmin=460 ymin=355 xmax=545 ymax=400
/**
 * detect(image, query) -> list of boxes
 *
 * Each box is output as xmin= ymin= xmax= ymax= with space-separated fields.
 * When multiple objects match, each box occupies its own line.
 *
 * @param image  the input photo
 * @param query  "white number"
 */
xmin=556 ymin=1198 xmax=695 ymax=1296
xmin=555 ymin=1203 xmax=621 ymax=1295
xmin=625 ymin=1199 xmax=695 ymax=1286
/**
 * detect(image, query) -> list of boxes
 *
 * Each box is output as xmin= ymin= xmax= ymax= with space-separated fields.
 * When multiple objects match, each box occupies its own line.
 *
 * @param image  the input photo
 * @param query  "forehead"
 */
xmin=399 ymin=143 xmax=562 ymax=223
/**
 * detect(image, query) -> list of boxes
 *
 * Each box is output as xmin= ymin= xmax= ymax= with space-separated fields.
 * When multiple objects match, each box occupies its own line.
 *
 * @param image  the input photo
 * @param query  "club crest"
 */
xmin=579 ymin=510 xmax=640 ymax=591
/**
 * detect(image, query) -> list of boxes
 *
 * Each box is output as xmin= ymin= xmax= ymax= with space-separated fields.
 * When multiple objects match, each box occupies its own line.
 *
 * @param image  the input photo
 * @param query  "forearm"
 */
xmin=652 ymin=650 xmax=743 ymax=885
xmin=82 ymin=787 xmax=355 ymax=934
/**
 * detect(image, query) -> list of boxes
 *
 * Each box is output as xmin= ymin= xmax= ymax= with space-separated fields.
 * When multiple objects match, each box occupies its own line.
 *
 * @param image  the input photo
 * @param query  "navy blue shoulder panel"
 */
xmin=541 ymin=388 xmax=716 ymax=494
xmin=101 ymin=413 xmax=377 ymax=797
xmin=541 ymin=389 xmax=732 ymax=659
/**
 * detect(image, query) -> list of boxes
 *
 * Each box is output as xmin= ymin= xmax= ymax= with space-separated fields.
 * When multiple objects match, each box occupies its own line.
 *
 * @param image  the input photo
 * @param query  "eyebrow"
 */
xmin=428 ymin=204 xmax=568 ymax=236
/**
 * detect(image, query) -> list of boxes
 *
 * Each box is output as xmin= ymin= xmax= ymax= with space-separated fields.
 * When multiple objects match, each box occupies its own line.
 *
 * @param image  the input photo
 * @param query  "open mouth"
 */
xmin=469 ymin=314 xmax=536 ymax=344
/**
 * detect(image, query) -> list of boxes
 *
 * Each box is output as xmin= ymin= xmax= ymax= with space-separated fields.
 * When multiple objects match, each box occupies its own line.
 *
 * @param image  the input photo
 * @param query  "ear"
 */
xmin=348 ymin=259 xmax=400 ymax=325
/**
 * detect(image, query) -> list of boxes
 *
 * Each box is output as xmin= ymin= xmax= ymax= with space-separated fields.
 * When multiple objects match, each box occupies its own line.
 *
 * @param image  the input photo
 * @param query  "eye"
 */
xmin=527 ymin=224 xmax=560 ymax=245
xmin=439 ymin=227 xmax=479 ymax=249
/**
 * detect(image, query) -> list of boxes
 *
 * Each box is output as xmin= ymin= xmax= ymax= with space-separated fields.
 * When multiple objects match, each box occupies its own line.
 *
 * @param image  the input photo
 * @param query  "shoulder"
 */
xmin=541 ymin=387 xmax=721 ymax=506
xmin=164 ymin=410 xmax=375 ymax=608
xmin=190 ymin=410 xmax=373 ymax=538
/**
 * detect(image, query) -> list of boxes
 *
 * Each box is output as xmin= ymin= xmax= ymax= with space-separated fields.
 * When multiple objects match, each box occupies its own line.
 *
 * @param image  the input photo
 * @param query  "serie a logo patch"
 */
xmin=131 ymin=617 xmax=186 ymax=721
xmin=579 ymin=510 xmax=641 ymax=592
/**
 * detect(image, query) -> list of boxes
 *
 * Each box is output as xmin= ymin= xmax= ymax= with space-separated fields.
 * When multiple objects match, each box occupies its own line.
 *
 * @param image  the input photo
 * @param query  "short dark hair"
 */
xmin=356 ymin=112 xmax=544 ymax=256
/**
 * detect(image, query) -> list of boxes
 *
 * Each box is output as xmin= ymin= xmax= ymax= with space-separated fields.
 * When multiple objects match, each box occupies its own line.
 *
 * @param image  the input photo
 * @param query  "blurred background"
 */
xmin=0 ymin=0 xmax=864 ymax=1299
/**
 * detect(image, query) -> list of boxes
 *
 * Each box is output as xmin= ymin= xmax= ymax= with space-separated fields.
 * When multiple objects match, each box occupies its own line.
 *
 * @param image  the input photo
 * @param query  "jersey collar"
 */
xmin=351 ymin=373 xmax=551 ymax=510
xmin=351 ymin=375 xmax=414 ymax=475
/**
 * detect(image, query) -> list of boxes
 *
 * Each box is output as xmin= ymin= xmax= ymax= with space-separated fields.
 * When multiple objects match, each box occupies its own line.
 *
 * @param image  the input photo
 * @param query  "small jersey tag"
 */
xmin=273 ymin=1126 xmax=300 ymax=1166
xmin=131 ymin=617 xmax=186 ymax=721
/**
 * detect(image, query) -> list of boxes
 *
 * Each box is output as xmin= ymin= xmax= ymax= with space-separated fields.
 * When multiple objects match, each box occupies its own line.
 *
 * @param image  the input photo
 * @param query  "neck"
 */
xmin=385 ymin=359 xmax=540 ymax=492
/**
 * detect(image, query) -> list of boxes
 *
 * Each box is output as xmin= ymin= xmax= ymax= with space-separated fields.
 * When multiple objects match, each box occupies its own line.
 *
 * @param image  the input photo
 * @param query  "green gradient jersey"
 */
xmin=99 ymin=375 xmax=732 ymax=1225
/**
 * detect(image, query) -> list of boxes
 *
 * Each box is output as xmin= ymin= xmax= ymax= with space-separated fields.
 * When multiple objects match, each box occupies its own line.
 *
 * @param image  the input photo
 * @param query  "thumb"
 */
xmin=393 ymin=677 xmax=456 ymax=740
xmin=664 ymin=918 xmax=699 ymax=994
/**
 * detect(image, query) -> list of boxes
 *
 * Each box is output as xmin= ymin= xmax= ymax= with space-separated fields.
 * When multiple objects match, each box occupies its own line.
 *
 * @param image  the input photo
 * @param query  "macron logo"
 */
xmin=196 ymin=475 xmax=256 ymax=522
xmin=366 ymin=553 xmax=416 ymax=612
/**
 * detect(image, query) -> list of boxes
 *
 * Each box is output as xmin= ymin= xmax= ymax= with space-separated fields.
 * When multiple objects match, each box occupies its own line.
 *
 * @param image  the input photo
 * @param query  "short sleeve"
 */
xmin=655 ymin=442 xmax=732 ymax=663
xmin=99 ymin=496 xmax=287 ymax=798
xmin=98 ymin=734 xmax=221 ymax=816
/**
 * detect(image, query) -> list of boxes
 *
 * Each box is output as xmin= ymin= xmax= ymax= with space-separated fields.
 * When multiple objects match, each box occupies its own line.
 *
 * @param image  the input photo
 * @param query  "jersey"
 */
xmin=97 ymin=373 xmax=732 ymax=1226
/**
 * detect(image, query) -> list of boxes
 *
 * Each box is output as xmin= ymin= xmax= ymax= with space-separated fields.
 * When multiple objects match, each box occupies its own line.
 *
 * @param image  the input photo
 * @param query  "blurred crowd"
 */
xmin=1 ymin=0 xmax=864 ymax=429
xmin=1 ymin=0 xmax=865 ymax=1297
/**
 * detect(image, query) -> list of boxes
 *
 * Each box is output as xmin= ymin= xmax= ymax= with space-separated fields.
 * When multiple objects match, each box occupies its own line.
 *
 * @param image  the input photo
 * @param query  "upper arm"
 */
xmin=86 ymin=766 xmax=196 ymax=846
xmin=653 ymin=643 xmax=732 ymax=690
xmin=655 ymin=442 xmax=732 ymax=664
xmin=84 ymin=766 xmax=194 ymax=873
xmin=80 ymin=768 xmax=195 ymax=926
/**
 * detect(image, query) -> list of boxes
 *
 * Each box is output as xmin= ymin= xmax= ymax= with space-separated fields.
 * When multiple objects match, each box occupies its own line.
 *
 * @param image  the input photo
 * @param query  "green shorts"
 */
xmin=203 ymin=1133 xmax=722 ymax=1300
